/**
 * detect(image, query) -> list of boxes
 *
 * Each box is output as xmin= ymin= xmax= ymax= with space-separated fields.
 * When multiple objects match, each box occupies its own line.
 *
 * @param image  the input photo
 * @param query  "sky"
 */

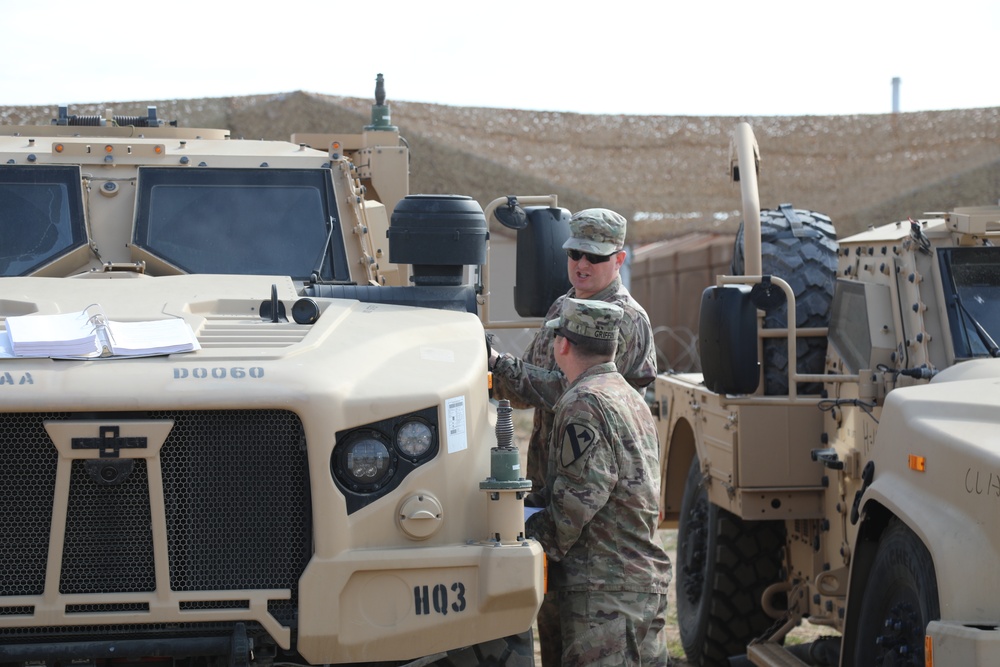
xmin=3 ymin=0 xmax=998 ymax=117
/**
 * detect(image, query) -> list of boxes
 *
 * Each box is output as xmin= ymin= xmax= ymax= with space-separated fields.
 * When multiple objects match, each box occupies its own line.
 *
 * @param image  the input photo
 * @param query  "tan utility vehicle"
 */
xmin=0 ymin=76 xmax=571 ymax=666
xmin=655 ymin=122 xmax=1000 ymax=666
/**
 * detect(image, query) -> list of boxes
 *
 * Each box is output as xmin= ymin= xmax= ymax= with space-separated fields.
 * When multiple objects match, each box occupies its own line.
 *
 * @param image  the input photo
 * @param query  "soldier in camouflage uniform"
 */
xmin=489 ymin=209 xmax=657 ymax=666
xmin=525 ymin=298 xmax=671 ymax=666
xmin=489 ymin=208 xmax=656 ymax=494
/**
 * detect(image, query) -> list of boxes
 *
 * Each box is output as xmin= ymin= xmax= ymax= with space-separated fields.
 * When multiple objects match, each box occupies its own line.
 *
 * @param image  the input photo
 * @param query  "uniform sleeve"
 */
xmin=492 ymin=355 xmax=567 ymax=412
xmin=525 ymin=405 xmax=616 ymax=562
xmin=615 ymin=301 xmax=657 ymax=394
xmin=490 ymin=296 xmax=568 ymax=411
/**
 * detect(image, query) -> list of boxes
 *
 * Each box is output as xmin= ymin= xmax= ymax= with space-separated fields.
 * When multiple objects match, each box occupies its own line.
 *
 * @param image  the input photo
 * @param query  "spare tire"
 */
xmin=731 ymin=206 xmax=838 ymax=395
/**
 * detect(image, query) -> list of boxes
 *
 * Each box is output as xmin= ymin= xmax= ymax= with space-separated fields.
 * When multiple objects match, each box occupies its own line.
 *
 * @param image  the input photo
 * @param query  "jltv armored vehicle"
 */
xmin=0 ymin=77 xmax=566 ymax=666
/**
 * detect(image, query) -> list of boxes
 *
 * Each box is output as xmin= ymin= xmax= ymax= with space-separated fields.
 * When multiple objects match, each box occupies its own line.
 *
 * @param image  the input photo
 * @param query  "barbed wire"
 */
xmin=653 ymin=325 xmax=700 ymax=373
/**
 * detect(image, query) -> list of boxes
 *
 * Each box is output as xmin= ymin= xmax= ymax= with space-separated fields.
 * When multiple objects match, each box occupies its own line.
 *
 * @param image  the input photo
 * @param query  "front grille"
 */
xmin=158 ymin=409 xmax=311 ymax=624
xmin=0 ymin=621 xmax=268 ymax=643
xmin=61 ymin=459 xmax=155 ymax=594
xmin=0 ymin=413 xmax=62 ymax=597
xmin=0 ymin=410 xmax=312 ymax=633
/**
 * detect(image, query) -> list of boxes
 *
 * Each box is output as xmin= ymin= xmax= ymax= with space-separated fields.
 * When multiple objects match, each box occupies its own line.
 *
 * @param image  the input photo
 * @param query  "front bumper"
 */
xmin=298 ymin=540 xmax=545 ymax=663
xmin=927 ymin=620 xmax=1000 ymax=665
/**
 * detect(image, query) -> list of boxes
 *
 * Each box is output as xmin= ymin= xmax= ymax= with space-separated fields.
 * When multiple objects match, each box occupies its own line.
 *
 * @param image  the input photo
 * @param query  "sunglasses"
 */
xmin=566 ymin=249 xmax=615 ymax=264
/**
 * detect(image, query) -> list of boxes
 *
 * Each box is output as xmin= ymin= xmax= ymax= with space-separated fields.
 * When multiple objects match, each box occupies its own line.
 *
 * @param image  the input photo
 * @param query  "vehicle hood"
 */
xmin=0 ymin=274 xmax=487 ymax=414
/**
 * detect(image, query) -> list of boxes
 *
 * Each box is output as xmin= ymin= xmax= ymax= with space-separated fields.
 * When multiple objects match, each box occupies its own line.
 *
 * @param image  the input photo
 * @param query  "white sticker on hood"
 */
xmin=445 ymin=395 xmax=468 ymax=453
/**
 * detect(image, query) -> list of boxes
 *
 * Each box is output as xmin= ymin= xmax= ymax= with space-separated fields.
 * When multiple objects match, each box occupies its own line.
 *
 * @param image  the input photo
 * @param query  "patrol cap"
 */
xmin=562 ymin=208 xmax=627 ymax=256
xmin=545 ymin=298 xmax=623 ymax=342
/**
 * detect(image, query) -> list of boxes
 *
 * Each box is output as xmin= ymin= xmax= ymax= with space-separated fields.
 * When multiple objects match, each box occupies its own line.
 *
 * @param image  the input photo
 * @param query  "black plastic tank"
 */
xmin=514 ymin=206 xmax=572 ymax=317
xmin=387 ymin=194 xmax=488 ymax=286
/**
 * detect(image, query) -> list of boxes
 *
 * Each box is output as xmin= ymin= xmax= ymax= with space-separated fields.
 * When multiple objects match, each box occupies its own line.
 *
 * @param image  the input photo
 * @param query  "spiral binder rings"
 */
xmin=2 ymin=304 xmax=201 ymax=358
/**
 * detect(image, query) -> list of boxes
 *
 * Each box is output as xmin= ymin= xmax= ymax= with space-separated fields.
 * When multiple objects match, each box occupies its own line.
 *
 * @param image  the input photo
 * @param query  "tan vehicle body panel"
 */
xmin=0 ymin=104 xmax=543 ymax=663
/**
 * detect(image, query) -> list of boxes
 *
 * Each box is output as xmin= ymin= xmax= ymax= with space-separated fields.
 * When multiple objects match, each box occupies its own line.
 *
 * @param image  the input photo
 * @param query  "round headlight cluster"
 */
xmin=332 ymin=416 xmax=438 ymax=500
xmin=337 ymin=430 xmax=397 ymax=492
xmin=397 ymin=419 xmax=434 ymax=458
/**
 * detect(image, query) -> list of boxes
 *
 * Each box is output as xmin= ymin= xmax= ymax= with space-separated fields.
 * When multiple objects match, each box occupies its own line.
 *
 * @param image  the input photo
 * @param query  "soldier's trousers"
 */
xmin=537 ymin=591 xmax=561 ymax=667
xmin=556 ymin=589 xmax=669 ymax=666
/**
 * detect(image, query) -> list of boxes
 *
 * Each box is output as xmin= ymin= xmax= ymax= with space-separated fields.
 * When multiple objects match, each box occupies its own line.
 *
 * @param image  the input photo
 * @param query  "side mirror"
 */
xmin=513 ymin=207 xmax=572 ymax=317
xmin=495 ymin=196 xmax=529 ymax=230
xmin=699 ymin=285 xmax=759 ymax=394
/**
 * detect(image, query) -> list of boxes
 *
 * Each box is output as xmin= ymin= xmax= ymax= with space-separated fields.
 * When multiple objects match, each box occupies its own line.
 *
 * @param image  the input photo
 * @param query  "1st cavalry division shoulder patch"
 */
xmin=560 ymin=423 xmax=596 ymax=467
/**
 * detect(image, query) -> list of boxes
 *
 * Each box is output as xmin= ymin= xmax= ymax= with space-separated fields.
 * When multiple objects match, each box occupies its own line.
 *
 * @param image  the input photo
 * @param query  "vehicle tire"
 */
xmin=431 ymin=631 xmax=535 ymax=667
xmin=676 ymin=457 xmax=786 ymax=666
xmin=730 ymin=207 xmax=838 ymax=395
xmin=851 ymin=519 xmax=939 ymax=667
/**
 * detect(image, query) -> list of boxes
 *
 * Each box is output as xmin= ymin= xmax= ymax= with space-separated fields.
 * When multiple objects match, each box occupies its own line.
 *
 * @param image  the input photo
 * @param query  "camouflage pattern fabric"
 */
xmin=558 ymin=590 xmax=668 ymax=667
xmin=491 ymin=260 xmax=656 ymax=666
xmin=525 ymin=362 xmax=671 ymax=666
xmin=544 ymin=297 xmax=623 ymax=341
xmin=562 ymin=208 xmax=628 ymax=255
xmin=536 ymin=593 xmax=561 ymax=667
xmin=492 ymin=276 xmax=656 ymax=494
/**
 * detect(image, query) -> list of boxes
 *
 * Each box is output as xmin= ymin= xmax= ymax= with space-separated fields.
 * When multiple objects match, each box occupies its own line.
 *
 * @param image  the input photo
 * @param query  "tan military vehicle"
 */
xmin=655 ymin=122 xmax=1000 ymax=666
xmin=0 ymin=76 xmax=572 ymax=666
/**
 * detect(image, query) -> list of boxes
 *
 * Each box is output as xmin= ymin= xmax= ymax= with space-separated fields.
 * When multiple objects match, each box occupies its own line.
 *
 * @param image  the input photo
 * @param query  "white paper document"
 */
xmin=3 ymin=306 xmax=200 ymax=359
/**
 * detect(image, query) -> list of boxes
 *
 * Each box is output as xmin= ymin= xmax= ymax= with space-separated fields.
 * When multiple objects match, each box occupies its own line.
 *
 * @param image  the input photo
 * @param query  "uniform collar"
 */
xmin=569 ymin=361 xmax=618 ymax=389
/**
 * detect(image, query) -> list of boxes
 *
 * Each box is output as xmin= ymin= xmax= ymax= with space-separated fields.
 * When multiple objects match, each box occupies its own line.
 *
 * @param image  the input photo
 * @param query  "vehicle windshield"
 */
xmin=133 ymin=167 xmax=349 ymax=281
xmin=0 ymin=165 xmax=88 ymax=276
xmin=939 ymin=246 xmax=1000 ymax=358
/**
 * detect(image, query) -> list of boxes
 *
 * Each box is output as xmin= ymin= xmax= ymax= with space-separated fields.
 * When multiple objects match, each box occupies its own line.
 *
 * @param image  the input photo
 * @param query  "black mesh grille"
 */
xmin=65 ymin=602 xmax=150 ymax=614
xmin=0 ymin=410 xmax=312 ymax=632
xmin=180 ymin=600 xmax=249 ymax=611
xmin=158 ymin=410 xmax=311 ymax=624
xmin=0 ymin=606 xmax=34 ymax=616
xmin=61 ymin=459 xmax=155 ymax=594
xmin=0 ymin=621 xmax=267 ymax=643
xmin=0 ymin=413 xmax=62 ymax=596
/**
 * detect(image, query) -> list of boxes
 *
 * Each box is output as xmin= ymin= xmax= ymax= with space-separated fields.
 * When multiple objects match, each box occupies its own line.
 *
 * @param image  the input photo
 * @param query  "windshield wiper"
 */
xmin=310 ymin=216 xmax=336 ymax=283
xmin=955 ymin=294 xmax=1000 ymax=357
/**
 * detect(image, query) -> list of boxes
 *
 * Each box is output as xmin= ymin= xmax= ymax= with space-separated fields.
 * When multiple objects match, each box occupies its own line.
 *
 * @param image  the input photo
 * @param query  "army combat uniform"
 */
xmin=492 ymin=275 xmax=656 ymax=493
xmin=491 ymin=207 xmax=656 ymax=495
xmin=525 ymin=299 xmax=672 ymax=667
xmin=491 ymin=210 xmax=657 ymax=667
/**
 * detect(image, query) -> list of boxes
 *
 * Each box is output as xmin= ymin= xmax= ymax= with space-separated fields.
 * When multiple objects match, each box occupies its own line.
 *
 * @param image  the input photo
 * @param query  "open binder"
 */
xmin=3 ymin=305 xmax=200 ymax=358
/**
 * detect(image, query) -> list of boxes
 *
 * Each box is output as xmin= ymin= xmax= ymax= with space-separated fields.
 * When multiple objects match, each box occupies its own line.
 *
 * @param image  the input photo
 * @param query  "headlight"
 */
xmin=335 ymin=430 xmax=396 ymax=492
xmin=332 ymin=406 xmax=440 ymax=514
xmin=397 ymin=419 xmax=434 ymax=458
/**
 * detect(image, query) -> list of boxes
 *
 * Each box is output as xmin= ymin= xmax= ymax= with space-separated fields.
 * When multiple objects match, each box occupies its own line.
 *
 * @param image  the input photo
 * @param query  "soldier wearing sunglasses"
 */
xmin=489 ymin=208 xmax=657 ymax=666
